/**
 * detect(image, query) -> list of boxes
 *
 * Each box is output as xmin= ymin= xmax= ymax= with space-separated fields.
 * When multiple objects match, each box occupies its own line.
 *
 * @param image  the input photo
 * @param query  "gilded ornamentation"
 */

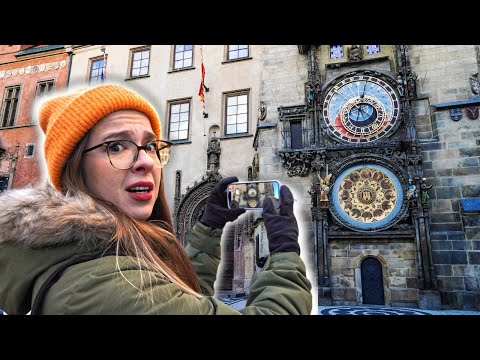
xmin=318 ymin=173 xmax=332 ymax=208
xmin=337 ymin=167 xmax=397 ymax=223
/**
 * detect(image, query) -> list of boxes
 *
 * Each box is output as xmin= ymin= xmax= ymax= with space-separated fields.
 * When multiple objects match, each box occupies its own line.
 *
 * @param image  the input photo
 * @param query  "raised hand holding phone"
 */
xmin=262 ymin=185 xmax=300 ymax=255
xmin=200 ymin=177 xmax=246 ymax=230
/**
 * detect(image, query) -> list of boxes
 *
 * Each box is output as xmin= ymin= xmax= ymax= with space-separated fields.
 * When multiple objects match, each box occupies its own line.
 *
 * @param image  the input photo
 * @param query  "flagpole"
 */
xmin=100 ymin=46 xmax=107 ymax=83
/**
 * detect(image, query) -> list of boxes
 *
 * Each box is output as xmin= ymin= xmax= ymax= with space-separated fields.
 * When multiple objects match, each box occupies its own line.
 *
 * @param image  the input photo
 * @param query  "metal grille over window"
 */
xmin=174 ymin=45 xmax=193 ymax=69
xmin=330 ymin=45 xmax=343 ymax=59
xmin=169 ymin=102 xmax=190 ymax=140
xmin=366 ymin=45 xmax=381 ymax=54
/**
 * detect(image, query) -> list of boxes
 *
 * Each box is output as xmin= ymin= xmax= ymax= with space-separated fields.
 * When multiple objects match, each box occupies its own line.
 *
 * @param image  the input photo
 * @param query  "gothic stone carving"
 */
xmin=175 ymin=172 xmax=222 ymax=245
xmin=279 ymin=141 xmax=403 ymax=177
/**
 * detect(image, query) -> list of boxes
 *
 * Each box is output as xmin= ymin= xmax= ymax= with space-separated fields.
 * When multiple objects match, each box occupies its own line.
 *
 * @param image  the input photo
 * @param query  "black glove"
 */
xmin=262 ymin=185 xmax=300 ymax=255
xmin=256 ymin=256 xmax=268 ymax=268
xmin=200 ymin=177 xmax=246 ymax=230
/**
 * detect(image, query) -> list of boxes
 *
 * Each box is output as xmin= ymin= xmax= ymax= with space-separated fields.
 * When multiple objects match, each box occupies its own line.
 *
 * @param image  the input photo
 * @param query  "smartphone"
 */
xmin=227 ymin=180 xmax=281 ymax=210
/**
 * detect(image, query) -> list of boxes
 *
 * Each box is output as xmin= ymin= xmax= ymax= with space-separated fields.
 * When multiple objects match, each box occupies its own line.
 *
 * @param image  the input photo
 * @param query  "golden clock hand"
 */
xmin=361 ymin=80 xmax=368 ymax=98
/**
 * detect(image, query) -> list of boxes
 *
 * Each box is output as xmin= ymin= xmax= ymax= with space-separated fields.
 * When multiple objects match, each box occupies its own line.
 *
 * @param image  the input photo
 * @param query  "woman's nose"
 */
xmin=131 ymin=148 xmax=155 ymax=172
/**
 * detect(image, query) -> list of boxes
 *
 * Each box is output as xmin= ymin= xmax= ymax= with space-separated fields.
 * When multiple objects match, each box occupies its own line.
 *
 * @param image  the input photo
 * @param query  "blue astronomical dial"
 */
xmin=323 ymin=74 xmax=401 ymax=143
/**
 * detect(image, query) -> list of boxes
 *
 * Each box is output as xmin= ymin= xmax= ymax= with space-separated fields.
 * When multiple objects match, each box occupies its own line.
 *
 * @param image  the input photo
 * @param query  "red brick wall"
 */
xmin=0 ymin=47 xmax=70 ymax=190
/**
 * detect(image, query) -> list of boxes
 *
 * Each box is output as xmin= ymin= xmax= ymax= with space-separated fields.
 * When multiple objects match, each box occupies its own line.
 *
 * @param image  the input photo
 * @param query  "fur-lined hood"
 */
xmin=0 ymin=185 xmax=115 ymax=248
xmin=0 ymin=185 xmax=116 ymax=314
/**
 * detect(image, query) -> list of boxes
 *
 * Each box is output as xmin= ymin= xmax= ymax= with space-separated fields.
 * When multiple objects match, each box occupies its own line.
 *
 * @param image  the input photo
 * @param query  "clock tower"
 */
xmin=277 ymin=45 xmax=437 ymax=308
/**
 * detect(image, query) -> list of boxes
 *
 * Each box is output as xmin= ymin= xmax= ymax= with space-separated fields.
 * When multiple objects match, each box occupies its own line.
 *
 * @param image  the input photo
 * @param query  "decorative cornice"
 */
xmin=0 ymin=60 xmax=67 ymax=79
xmin=278 ymin=105 xmax=307 ymax=119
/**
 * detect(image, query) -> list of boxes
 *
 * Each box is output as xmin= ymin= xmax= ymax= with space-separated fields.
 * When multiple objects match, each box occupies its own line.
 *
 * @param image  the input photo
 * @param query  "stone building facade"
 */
xmin=255 ymin=45 xmax=480 ymax=310
xmin=67 ymin=45 xmax=261 ymax=297
xmin=0 ymin=45 xmax=70 ymax=192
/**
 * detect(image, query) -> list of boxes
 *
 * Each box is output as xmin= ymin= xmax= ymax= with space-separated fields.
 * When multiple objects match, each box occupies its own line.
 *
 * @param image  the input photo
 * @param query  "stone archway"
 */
xmin=174 ymin=173 xmax=220 ymax=246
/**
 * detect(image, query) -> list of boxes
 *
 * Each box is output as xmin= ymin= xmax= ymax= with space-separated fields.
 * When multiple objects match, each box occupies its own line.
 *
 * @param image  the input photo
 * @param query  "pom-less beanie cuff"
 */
xmin=39 ymin=84 xmax=161 ymax=191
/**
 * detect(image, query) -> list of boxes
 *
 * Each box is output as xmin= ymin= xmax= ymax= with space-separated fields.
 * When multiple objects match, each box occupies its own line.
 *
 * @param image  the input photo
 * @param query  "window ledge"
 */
xmin=168 ymin=67 xmax=196 ymax=74
xmin=220 ymin=133 xmax=253 ymax=140
xmin=0 ymin=124 xmax=38 ymax=130
xmin=125 ymin=74 xmax=150 ymax=81
xmin=170 ymin=140 xmax=192 ymax=145
xmin=222 ymin=57 xmax=252 ymax=64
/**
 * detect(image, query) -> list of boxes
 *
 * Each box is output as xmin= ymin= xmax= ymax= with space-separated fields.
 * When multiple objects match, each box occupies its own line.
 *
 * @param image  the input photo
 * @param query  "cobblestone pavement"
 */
xmin=219 ymin=297 xmax=480 ymax=315
xmin=318 ymin=305 xmax=480 ymax=315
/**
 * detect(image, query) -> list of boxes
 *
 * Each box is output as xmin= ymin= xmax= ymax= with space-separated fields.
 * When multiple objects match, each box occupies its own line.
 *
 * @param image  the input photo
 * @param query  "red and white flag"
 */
xmin=198 ymin=46 xmax=209 ymax=118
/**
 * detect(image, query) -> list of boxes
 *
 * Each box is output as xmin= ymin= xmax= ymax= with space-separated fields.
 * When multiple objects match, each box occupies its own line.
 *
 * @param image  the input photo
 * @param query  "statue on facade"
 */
xmin=318 ymin=173 xmax=332 ymax=208
xmin=314 ymin=83 xmax=321 ymax=105
xmin=406 ymin=179 xmax=418 ymax=207
xmin=348 ymin=45 xmax=363 ymax=61
xmin=420 ymin=177 xmax=433 ymax=205
xmin=207 ymin=133 xmax=221 ymax=172
xmin=397 ymin=74 xmax=406 ymax=97
xmin=407 ymin=71 xmax=417 ymax=98
xmin=306 ymin=83 xmax=314 ymax=106
xmin=308 ymin=183 xmax=317 ymax=206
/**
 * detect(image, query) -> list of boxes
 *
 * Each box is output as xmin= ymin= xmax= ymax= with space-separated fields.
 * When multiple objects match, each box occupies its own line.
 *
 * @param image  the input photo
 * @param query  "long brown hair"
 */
xmin=61 ymin=132 xmax=202 ymax=298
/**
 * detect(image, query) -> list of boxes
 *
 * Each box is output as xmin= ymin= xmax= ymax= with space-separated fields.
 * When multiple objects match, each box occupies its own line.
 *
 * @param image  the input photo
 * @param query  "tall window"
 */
xmin=290 ymin=121 xmax=303 ymax=149
xmin=168 ymin=100 xmax=190 ymax=141
xmin=89 ymin=57 xmax=106 ymax=84
xmin=330 ymin=45 xmax=343 ymax=59
xmin=173 ymin=45 xmax=193 ymax=70
xmin=225 ymin=92 xmax=248 ymax=135
xmin=1 ymin=85 xmax=21 ymax=128
xmin=35 ymin=80 xmax=55 ymax=98
xmin=366 ymin=45 xmax=381 ymax=54
xmin=31 ymin=80 xmax=55 ymax=124
xmin=130 ymin=47 xmax=150 ymax=78
xmin=227 ymin=45 xmax=249 ymax=60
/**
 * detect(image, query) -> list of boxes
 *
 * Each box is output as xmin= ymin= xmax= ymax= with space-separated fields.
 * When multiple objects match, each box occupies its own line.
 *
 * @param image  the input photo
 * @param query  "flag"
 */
xmin=199 ymin=46 xmax=209 ymax=118
xmin=100 ymin=47 xmax=107 ymax=83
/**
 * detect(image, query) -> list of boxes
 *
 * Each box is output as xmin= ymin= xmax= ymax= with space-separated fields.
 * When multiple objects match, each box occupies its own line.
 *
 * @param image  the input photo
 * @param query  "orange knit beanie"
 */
xmin=39 ymin=84 xmax=161 ymax=191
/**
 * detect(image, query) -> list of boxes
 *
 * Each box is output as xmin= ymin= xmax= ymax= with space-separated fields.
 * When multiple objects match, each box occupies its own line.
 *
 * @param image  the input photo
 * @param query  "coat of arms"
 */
xmin=450 ymin=108 xmax=462 ymax=121
xmin=470 ymin=74 xmax=480 ymax=95
xmin=466 ymin=107 xmax=479 ymax=120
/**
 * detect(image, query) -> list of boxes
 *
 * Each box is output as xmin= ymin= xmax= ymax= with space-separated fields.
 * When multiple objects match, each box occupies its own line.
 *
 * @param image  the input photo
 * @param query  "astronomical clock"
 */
xmin=321 ymin=71 xmax=408 ymax=231
xmin=246 ymin=185 xmax=259 ymax=208
xmin=322 ymin=74 xmax=401 ymax=143
xmin=330 ymin=164 xmax=406 ymax=231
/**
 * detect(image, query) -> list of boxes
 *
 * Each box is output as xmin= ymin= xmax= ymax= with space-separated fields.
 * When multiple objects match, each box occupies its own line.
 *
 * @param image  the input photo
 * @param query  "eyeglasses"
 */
xmin=83 ymin=139 xmax=172 ymax=170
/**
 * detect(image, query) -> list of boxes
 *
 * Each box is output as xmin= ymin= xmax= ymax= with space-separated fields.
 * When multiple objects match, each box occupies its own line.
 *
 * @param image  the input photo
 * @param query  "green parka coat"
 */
xmin=0 ymin=186 xmax=312 ymax=315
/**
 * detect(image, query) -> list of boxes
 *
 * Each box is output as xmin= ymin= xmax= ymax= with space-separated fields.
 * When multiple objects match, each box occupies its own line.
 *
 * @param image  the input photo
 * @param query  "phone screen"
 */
xmin=227 ymin=180 xmax=281 ymax=210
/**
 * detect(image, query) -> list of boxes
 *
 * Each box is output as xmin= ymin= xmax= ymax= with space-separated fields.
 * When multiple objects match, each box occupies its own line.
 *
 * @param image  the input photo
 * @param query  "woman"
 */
xmin=0 ymin=84 xmax=312 ymax=315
